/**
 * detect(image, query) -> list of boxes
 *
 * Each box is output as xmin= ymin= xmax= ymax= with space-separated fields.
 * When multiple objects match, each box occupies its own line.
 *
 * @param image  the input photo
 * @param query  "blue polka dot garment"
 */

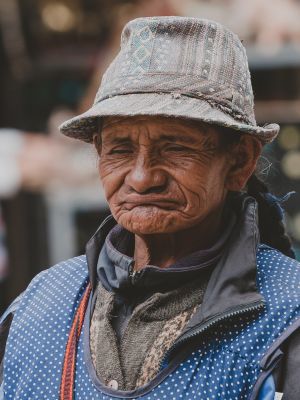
xmin=2 ymin=245 xmax=300 ymax=399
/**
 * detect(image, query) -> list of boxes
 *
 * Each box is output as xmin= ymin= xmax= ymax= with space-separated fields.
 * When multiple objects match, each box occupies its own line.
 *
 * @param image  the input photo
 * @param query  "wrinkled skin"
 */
xmin=95 ymin=116 xmax=261 ymax=270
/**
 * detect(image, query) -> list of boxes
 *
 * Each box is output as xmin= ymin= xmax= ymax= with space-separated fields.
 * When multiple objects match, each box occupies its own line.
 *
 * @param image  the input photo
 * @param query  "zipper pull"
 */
xmin=129 ymin=262 xmax=142 ymax=285
xmin=131 ymin=270 xmax=138 ymax=284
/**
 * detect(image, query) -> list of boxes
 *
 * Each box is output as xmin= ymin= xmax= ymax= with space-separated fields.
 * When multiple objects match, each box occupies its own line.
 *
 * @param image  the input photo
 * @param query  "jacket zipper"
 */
xmin=159 ymin=299 xmax=265 ymax=371
xmin=129 ymin=262 xmax=142 ymax=285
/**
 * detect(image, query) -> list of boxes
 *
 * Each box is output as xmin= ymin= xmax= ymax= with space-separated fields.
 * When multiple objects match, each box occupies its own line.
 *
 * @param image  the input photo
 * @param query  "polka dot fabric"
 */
xmin=3 ymin=245 xmax=300 ymax=399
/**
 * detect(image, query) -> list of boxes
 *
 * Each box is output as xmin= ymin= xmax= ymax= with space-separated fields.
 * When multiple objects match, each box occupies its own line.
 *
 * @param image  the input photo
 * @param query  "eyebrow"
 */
xmin=106 ymin=137 xmax=132 ymax=145
xmin=160 ymin=134 xmax=221 ymax=150
xmin=105 ymin=134 xmax=199 ymax=145
xmin=157 ymin=134 xmax=198 ymax=144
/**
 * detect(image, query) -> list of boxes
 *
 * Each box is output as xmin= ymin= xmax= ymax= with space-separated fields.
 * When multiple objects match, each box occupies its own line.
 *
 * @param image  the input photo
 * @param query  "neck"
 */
xmin=133 ymin=207 xmax=226 ymax=271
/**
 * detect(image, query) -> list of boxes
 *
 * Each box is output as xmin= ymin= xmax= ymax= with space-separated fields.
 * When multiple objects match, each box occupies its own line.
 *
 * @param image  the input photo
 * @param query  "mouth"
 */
xmin=121 ymin=196 xmax=180 ymax=210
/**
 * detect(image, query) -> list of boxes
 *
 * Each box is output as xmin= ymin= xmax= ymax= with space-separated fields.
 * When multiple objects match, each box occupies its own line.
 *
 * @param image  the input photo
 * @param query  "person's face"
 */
xmin=97 ymin=116 xmax=258 ymax=235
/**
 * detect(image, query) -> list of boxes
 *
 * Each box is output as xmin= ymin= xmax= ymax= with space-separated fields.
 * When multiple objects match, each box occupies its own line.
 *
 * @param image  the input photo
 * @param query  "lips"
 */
xmin=121 ymin=195 xmax=180 ymax=210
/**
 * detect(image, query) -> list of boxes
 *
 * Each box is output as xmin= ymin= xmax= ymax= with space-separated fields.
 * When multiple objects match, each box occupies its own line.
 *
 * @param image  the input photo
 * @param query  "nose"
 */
xmin=125 ymin=152 xmax=168 ymax=194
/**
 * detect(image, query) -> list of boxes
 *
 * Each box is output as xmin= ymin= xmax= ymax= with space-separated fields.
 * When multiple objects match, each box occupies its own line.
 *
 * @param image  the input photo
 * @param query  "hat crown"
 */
xmin=96 ymin=16 xmax=255 ymax=125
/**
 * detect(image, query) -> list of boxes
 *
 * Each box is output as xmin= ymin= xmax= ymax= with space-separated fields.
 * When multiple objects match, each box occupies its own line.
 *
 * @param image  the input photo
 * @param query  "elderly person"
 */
xmin=1 ymin=17 xmax=300 ymax=400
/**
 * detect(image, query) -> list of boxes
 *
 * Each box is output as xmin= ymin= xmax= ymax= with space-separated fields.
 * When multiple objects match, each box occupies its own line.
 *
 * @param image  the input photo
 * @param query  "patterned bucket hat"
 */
xmin=60 ymin=16 xmax=279 ymax=144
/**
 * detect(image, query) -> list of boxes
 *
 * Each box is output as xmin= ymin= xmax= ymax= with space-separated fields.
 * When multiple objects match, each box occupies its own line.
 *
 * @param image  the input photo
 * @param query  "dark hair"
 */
xmin=216 ymin=124 xmax=295 ymax=259
xmin=247 ymin=174 xmax=295 ymax=258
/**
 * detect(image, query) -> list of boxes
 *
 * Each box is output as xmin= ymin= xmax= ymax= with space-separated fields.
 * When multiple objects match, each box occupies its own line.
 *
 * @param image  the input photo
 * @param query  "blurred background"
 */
xmin=1 ymin=0 xmax=300 ymax=312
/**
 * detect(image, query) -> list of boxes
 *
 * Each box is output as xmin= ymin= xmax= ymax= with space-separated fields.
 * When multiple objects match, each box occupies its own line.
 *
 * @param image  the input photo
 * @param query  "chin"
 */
xmin=116 ymin=207 xmax=185 ymax=235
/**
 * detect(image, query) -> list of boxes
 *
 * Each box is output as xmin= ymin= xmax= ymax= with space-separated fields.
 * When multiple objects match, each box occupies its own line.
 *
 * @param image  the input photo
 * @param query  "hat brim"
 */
xmin=60 ymin=93 xmax=279 ymax=144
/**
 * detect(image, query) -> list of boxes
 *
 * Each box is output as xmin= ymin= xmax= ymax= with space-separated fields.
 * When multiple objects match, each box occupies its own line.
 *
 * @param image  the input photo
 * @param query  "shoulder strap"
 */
xmin=59 ymin=283 xmax=91 ymax=400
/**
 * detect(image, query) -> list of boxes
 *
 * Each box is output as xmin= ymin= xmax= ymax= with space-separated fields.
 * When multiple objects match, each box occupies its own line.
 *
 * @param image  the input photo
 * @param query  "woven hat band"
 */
xmin=95 ymin=74 xmax=255 ymax=126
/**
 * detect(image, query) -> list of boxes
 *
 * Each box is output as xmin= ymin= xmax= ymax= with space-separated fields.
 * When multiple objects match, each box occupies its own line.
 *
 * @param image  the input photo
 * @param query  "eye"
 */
xmin=108 ymin=147 xmax=133 ymax=155
xmin=165 ymin=144 xmax=189 ymax=152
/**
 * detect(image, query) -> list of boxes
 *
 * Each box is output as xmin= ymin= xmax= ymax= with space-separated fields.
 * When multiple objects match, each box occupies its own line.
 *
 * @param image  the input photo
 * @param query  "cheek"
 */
xmin=177 ymin=161 xmax=229 ymax=212
xmin=99 ymin=160 xmax=126 ymax=201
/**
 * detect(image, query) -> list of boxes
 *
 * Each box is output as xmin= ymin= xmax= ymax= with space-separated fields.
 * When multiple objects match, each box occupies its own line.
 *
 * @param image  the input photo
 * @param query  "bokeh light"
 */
xmin=281 ymin=150 xmax=300 ymax=179
xmin=41 ymin=2 xmax=76 ymax=33
xmin=278 ymin=125 xmax=300 ymax=150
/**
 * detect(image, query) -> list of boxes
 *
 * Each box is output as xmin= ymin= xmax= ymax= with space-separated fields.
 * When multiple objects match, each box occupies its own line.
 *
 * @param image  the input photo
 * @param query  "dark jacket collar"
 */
xmin=96 ymin=214 xmax=236 ymax=294
xmin=86 ymin=214 xmax=116 ymax=292
xmin=85 ymin=194 xmax=265 ymax=323
xmin=187 ymin=194 xmax=265 ymax=330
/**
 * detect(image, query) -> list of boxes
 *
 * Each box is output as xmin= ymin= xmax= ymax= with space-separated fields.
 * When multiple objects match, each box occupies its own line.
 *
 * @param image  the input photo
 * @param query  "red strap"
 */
xmin=60 ymin=283 xmax=92 ymax=400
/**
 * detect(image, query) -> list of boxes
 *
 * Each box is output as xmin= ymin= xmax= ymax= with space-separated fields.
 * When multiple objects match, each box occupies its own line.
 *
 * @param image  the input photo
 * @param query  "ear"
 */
xmin=93 ymin=133 xmax=102 ymax=155
xmin=225 ymin=135 xmax=262 ymax=191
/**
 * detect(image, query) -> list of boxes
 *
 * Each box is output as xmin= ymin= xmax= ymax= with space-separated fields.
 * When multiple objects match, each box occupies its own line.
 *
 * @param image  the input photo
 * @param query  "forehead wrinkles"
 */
xmin=101 ymin=118 xmax=221 ymax=148
xmin=102 ymin=123 xmax=153 ymax=145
